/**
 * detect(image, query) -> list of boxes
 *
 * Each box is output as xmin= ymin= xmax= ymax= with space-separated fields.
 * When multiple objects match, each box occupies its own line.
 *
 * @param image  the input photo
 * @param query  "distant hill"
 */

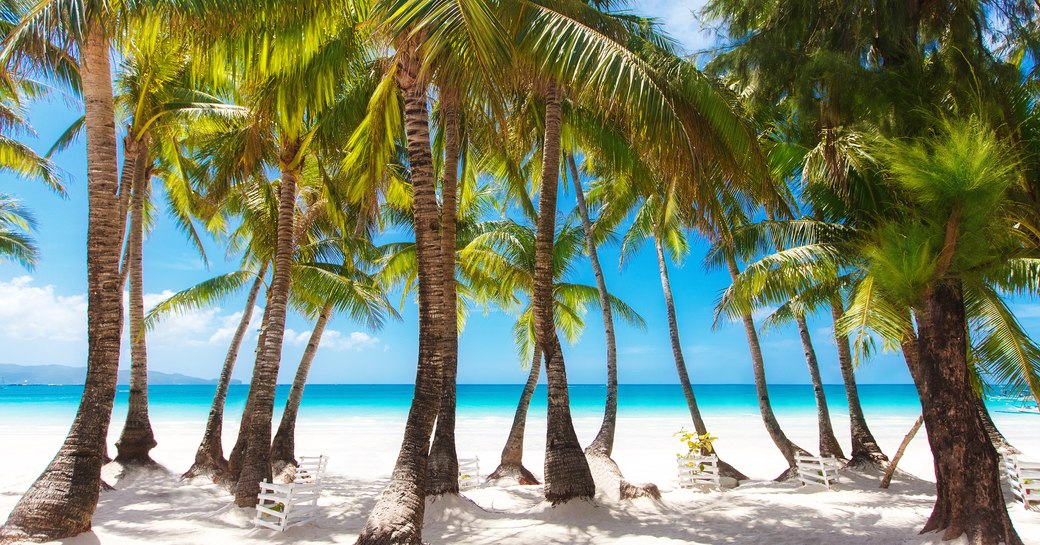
xmin=0 ymin=364 xmax=238 ymax=386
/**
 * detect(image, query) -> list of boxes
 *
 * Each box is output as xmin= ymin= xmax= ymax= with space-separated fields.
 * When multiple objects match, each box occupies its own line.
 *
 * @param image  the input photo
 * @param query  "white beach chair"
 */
xmin=795 ymin=454 xmax=841 ymax=489
xmin=677 ymin=454 xmax=721 ymax=490
xmin=254 ymin=455 xmax=328 ymax=532
xmin=458 ymin=456 xmax=481 ymax=488
xmin=1005 ymin=455 xmax=1040 ymax=510
xmin=295 ymin=455 xmax=329 ymax=484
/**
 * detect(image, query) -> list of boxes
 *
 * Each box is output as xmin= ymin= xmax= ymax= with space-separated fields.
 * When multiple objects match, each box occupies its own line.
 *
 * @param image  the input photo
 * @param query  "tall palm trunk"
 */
xmin=427 ymin=93 xmax=461 ymax=496
xmin=568 ymin=155 xmax=617 ymax=457
xmin=354 ymin=42 xmax=445 ymax=545
xmin=830 ymin=297 xmax=888 ymax=469
xmin=234 ymin=139 xmax=300 ymax=507
xmin=536 ymin=85 xmax=594 ymax=504
xmin=184 ymin=262 xmax=268 ymax=479
xmin=569 ymin=156 xmax=658 ymax=499
xmin=227 ymin=294 xmax=272 ymax=482
xmin=270 ymin=301 xmax=334 ymax=467
xmin=655 ymin=238 xmax=746 ymax=481
xmin=488 ymin=347 xmax=542 ymax=485
xmin=0 ymin=26 xmax=123 ymax=542
xmin=724 ymin=251 xmax=807 ymax=479
xmin=794 ymin=313 xmax=844 ymax=459
xmin=115 ymin=171 xmax=157 ymax=465
xmin=909 ymin=280 xmax=1021 ymax=545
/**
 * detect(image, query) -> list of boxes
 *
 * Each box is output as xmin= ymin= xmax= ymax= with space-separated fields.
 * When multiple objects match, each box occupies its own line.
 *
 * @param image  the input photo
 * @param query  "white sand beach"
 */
xmin=2 ymin=407 xmax=1038 ymax=545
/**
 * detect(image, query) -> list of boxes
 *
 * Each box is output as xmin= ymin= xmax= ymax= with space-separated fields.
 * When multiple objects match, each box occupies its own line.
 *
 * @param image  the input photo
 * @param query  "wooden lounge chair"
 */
xmin=795 ymin=454 xmax=841 ymax=489
xmin=254 ymin=455 xmax=329 ymax=532
xmin=1005 ymin=455 xmax=1040 ymax=510
xmin=677 ymin=454 xmax=721 ymax=490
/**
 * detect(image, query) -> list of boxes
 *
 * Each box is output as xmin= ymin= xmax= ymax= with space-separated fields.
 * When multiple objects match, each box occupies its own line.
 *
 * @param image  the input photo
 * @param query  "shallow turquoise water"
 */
xmin=0 ymin=383 xmax=934 ymax=420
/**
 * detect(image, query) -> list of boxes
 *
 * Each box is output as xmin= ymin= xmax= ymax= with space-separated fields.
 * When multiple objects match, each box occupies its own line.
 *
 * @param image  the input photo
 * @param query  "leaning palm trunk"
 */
xmin=536 ymin=85 xmax=594 ymax=504
xmin=794 ymin=313 xmax=844 ymax=459
xmin=880 ymin=414 xmax=923 ymax=489
xmin=570 ymin=157 xmax=658 ymax=499
xmin=488 ymin=347 xmax=542 ymax=485
xmin=724 ymin=251 xmax=808 ymax=480
xmin=830 ymin=298 xmax=888 ymax=469
xmin=909 ymin=280 xmax=1021 ymax=545
xmin=354 ymin=41 xmax=446 ymax=545
xmin=115 ymin=172 xmax=157 ymax=465
xmin=184 ymin=262 xmax=268 ymax=479
xmin=655 ymin=238 xmax=746 ymax=481
xmin=233 ymin=140 xmax=301 ymax=507
xmin=0 ymin=26 xmax=123 ymax=542
xmin=270 ymin=301 xmax=334 ymax=468
xmin=427 ymin=94 xmax=461 ymax=496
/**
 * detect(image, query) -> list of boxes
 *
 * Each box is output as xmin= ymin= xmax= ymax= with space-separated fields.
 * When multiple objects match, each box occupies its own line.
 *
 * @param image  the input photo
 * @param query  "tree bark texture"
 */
xmin=0 ymin=26 xmax=123 ymax=543
xmin=427 ymin=93 xmax=461 ymax=496
xmin=233 ymin=139 xmax=300 ymax=507
xmin=536 ymin=85 xmax=594 ymax=504
xmin=831 ymin=297 xmax=888 ymax=469
xmin=115 ymin=168 xmax=157 ymax=465
xmin=354 ymin=42 xmax=445 ymax=545
xmin=909 ymin=280 xmax=1021 ymax=545
xmin=794 ymin=313 xmax=844 ymax=459
xmin=227 ymin=295 xmax=272 ymax=483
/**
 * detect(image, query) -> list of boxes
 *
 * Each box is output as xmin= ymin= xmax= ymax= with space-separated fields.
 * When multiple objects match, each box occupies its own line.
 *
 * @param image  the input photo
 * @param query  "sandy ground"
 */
xmin=1 ymin=406 xmax=1038 ymax=544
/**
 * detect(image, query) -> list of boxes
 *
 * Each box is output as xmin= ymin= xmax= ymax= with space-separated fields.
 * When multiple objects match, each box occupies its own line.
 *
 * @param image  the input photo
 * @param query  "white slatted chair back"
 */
xmin=677 ymin=454 xmax=721 ymax=490
xmin=795 ymin=454 xmax=841 ymax=489
xmin=295 ymin=455 xmax=329 ymax=485
xmin=254 ymin=455 xmax=328 ymax=532
xmin=1005 ymin=455 xmax=1040 ymax=510
xmin=458 ymin=456 xmax=481 ymax=489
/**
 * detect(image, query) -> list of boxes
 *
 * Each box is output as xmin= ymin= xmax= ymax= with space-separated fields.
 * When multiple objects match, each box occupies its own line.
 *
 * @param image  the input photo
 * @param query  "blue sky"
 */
xmin=2 ymin=1 xmax=1024 ymax=386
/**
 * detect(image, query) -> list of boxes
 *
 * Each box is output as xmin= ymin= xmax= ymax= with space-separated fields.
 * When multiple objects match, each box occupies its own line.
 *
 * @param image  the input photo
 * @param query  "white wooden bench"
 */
xmin=677 ymin=454 xmax=721 ymax=490
xmin=254 ymin=455 xmax=329 ymax=532
xmin=1005 ymin=455 xmax=1040 ymax=510
xmin=795 ymin=454 xmax=841 ymax=489
xmin=458 ymin=456 xmax=480 ymax=489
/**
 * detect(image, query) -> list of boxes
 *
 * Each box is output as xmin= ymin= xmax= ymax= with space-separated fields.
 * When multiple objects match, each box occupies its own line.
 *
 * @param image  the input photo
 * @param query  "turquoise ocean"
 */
xmin=1 ymin=383 xmax=1030 ymax=423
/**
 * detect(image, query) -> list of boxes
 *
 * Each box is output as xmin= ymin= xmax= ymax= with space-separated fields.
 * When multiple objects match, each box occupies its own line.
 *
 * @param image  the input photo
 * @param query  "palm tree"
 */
xmin=463 ymin=219 xmax=644 ymax=487
xmin=0 ymin=2 xmax=125 ymax=539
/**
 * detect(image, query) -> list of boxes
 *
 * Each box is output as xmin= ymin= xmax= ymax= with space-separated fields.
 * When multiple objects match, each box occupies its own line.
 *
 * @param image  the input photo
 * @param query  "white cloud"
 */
xmin=0 ymin=276 xmax=87 ymax=342
xmin=285 ymin=328 xmax=380 ymax=352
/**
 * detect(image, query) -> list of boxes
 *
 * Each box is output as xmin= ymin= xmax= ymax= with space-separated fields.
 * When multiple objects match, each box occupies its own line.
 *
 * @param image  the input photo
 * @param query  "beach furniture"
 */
xmin=458 ymin=456 xmax=481 ymax=488
xmin=254 ymin=455 xmax=329 ymax=532
xmin=795 ymin=454 xmax=841 ymax=489
xmin=677 ymin=454 xmax=721 ymax=490
xmin=1005 ymin=455 xmax=1040 ymax=509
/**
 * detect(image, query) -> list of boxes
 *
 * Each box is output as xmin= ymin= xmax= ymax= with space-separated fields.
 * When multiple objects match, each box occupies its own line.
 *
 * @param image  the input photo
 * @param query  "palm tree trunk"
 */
xmin=0 ymin=26 xmax=123 ymax=542
xmin=354 ymin=42 xmax=445 ymax=545
xmin=427 ymin=93 xmax=461 ymax=496
xmin=909 ymin=280 xmax=1021 ymax=545
xmin=488 ymin=347 xmax=542 ymax=485
xmin=830 ymin=297 xmax=888 ymax=469
xmin=568 ymin=155 xmax=616 ymax=457
xmin=270 ymin=301 xmax=334 ymax=468
xmin=656 ymin=238 xmax=746 ymax=481
xmin=794 ymin=313 xmax=844 ymax=459
xmin=184 ymin=262 xmax=268 ymax=479
xmin=227 ymin=295 xmax=272 ymax=483
xmin=115 ymin=170 xmax=157 ymax=465
xmin=724 ymin=251 xmax=807 ymax=479
xmin=880 ymin=414 xmax=923 ymax=489
xmin=536 ymin=84 xmax=594 ymax=504
xmin=234 ymin=139 xmax=300 ymax=507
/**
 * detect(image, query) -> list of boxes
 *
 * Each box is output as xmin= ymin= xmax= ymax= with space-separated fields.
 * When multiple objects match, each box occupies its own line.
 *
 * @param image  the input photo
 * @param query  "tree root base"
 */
xmin=619 ymin=480 xmax=661 ymax=500
xmin=487 ymin=463 xmax=540 ymax=486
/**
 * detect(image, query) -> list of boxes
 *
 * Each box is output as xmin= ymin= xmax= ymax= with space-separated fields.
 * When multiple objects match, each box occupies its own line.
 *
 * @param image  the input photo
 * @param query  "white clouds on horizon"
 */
xmin=0 ymin=276 xmax=87 ymax=342
xmin=284 ymin=328 xmax=380 ymax=352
